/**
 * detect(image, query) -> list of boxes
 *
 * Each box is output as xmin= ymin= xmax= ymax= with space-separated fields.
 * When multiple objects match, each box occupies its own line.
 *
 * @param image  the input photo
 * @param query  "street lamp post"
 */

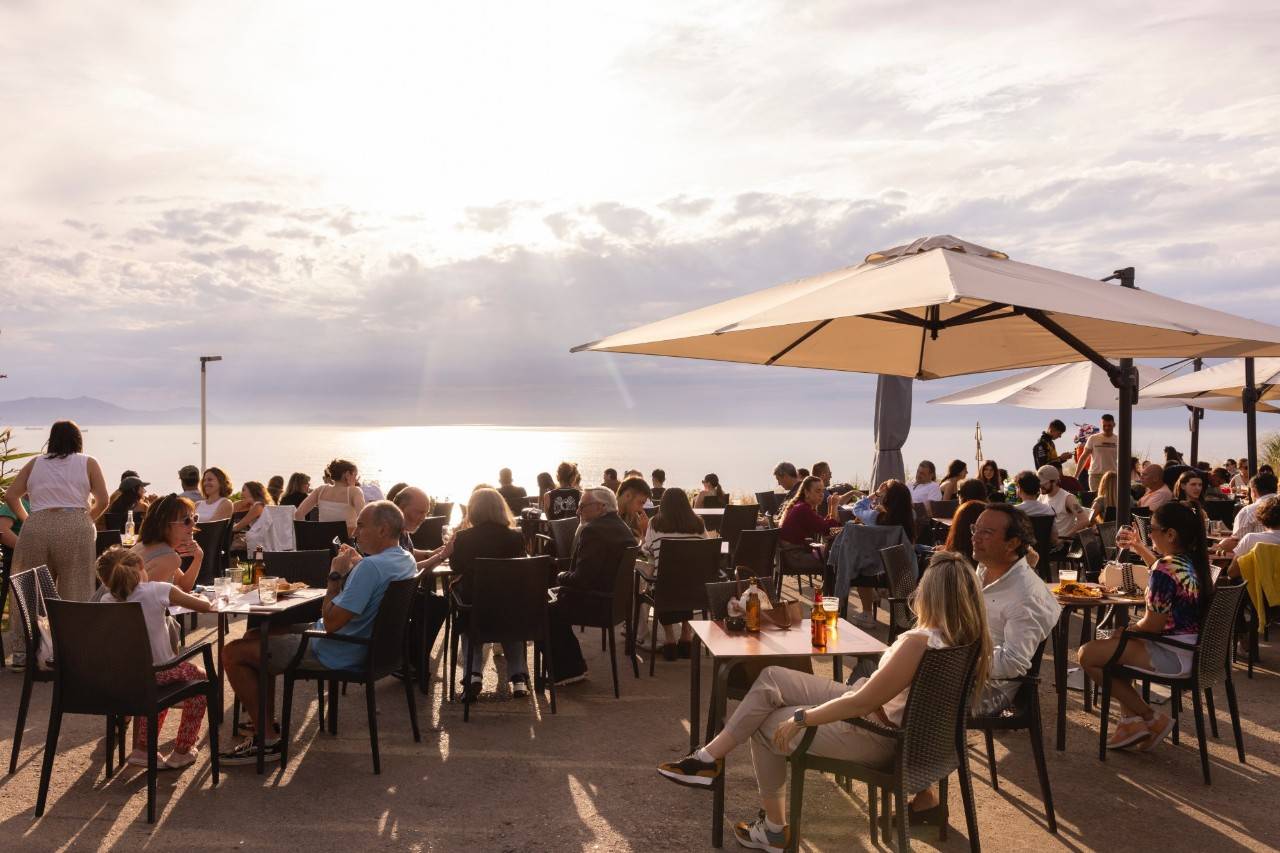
xmin=199 ymin=356 xmax=222 ymax=471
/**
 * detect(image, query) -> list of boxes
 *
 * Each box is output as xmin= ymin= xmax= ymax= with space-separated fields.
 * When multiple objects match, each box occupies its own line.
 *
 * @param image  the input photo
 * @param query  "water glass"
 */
xmin=259 ymin=577 xmax=279 ymax=606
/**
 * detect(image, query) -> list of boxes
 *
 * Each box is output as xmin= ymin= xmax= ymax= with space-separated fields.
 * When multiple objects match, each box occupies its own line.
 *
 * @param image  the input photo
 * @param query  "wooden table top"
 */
xmin=689 ymin=618 xmax=886 ymax=658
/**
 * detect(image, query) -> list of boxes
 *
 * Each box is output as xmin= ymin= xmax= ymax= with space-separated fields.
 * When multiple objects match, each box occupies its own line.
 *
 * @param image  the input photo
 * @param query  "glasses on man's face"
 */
xmin=168 ymin=515 xmax=196 ymax=527
xmin=970 ymin=525 xmax=1002 ymax=540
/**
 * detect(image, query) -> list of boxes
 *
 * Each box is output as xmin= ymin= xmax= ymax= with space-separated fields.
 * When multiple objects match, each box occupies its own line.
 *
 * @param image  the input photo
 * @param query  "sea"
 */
xmin=5 ymin=422 xmax=1262 ymax=507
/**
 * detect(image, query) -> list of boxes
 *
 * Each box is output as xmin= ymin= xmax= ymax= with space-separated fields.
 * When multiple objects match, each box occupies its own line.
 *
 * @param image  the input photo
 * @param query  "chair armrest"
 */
xmin=634 ymin=564 xmax=657 ymax=583
xmin=154 ymin=640 xmax=214 ymax=672
xmin=301 ymin=628 xmax=369 ymax=647
xmin=848 ymin=717 xmax=902 ymax=739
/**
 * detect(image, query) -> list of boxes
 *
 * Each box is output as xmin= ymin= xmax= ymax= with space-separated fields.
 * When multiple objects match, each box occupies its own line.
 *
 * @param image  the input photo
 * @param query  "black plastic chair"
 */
xmin=879 ymin=544 xmax=919 ymax=644
xmin=788 ymin=643 xmax=982 ymax=852
xmin=928 ymin=499 xmax=958 ymax=520
xmin=1099 ymin=582 xmax=1247 ymax=784
xmin=554 ymin=547 xmax=640 ymax=697
xmin=1076 ymin=527 xmax=1106 ymax=582
xmin=410 ymin=516 xmax=449 ymax=550
xmin=912 ymin=503 xmax=936 ymax=548
xmin=95 ymin=530 xmax=123 ymax=556
xmin=264 ymin=549 xmax=331 ymax=587
xmin=636 ymin=538 xmax=721 ymax=676
xmin=1097 ymin=521 xmax=1118 ymax=557
xmin=968 ymin=638 xmax=1056 ymax=834
xmin=193 ymin=518 xmax=232 ymax=584
xmin=279 ymin=574 xmax=420 ymax=774
xmin=448 ymin=556 xmax=557 ymax=721
xmin=731 ymin=528 xmax=780 ymax=591
xmin=719 ymin=504 xmax=759 ymax=558
xmin=433 ymin=502 xmax=455 ymax=523
xmin=1029 ymin=515 xmax=1055 ymax=582
xmin=1204 ymin=500 xmax=1238 ymax=526
xmin=103 ymin=509 xmax=145 ymax=534
xmin=294 ymin=519 xmax=350 ymax=553
xmin=535 ymin=517 xmax=580 ymax=571
xmin=755 ymin=491 xmax=782 ymax=518
xmin=35 ymin=599 xmax=219 ymax=823
xmin=8 ymin=567 xmax=57 ymax=775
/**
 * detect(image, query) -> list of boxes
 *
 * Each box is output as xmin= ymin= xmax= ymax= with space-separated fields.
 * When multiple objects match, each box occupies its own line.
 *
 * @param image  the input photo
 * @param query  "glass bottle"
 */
xmin=811 ymin=582 xmax=828 ymax=648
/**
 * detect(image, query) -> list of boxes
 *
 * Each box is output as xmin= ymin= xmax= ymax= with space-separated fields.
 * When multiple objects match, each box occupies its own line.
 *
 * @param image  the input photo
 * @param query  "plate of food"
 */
xmin=1052 ymin=580 xmax=1105 ymax=603
xmin=239 ymin=579 xmax=309 ymax=596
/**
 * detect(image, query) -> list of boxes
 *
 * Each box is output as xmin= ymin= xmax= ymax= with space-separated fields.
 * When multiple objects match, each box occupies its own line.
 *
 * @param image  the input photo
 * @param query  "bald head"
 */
xmin=393 ymin=486 xmax=432 ymax=532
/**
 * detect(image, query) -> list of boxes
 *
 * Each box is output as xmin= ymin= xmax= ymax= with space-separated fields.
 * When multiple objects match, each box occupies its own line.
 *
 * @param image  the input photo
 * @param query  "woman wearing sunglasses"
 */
xmin=131 ymin=494 xmax=204 ymax=592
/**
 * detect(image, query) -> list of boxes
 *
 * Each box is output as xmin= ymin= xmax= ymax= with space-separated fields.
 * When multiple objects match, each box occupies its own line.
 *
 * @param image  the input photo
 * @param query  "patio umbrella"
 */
xmin=573 ymin=235 xmax=1280 ymax=523
xmin=927 ymin=362 xmax=1184 ymax=410
xmin=1140 ymin=357 xmax=1280 ymax=473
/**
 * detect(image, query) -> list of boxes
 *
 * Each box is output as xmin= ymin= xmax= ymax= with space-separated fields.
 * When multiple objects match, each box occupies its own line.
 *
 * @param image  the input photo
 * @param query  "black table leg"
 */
xmin=689 ymin=635 xmax=701 ymax=753
xmin=1081 ymin=608 xmax=1094 ymax=713
xmin=1055 ymin=606 xmax=1073 ymax=751
xmin=257 ymin=624 xmax=269 ymax=774
xmin=709 ymin=661 xmax=733 ymax=849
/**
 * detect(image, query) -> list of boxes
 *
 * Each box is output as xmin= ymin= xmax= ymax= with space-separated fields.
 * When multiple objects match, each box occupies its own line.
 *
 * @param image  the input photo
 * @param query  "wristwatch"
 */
xmin=328 ymin=570 xmax=343 ymax=583
xmin=793 ymin=709 xmax=807 ymax=726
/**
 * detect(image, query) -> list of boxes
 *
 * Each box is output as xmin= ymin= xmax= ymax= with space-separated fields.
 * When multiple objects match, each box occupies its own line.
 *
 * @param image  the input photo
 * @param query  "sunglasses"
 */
xmin=168 ymin=515 xmax=197 ymax=527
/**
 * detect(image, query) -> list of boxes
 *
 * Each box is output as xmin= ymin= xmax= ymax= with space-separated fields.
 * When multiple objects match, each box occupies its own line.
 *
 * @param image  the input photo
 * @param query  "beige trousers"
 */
xmin=721 ymin=665 xmax=896 ymax=799
xmin=14 ymin=509 xmax=96 ymax=601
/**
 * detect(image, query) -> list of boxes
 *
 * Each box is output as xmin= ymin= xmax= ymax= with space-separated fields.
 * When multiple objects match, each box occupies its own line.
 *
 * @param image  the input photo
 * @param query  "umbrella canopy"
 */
xmin=1141 ymin=358 xmax=1280 ymax=401
xmin=926 ymin=361 xmax=1280 ymax=411
xmin=573 ymin=237 xmax=1280 ymax=377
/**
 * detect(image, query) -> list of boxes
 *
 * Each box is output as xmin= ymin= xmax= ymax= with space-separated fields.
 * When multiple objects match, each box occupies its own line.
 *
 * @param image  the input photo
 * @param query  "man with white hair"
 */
xmin=547 ymin=486 xmax=636 ymax=685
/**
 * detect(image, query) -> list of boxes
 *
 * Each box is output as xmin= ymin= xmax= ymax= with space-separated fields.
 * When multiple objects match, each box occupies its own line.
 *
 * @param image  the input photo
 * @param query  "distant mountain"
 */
xmin=0 ymin=396 xmax=206 ymax=426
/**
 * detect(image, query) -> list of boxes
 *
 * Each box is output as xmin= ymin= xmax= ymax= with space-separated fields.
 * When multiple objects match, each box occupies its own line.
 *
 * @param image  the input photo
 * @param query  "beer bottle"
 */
xmin=252 ymin=545 xmax=265 ymax=585
xmin=744 ymin=577 xmax=762 ymax=632
xmin=123 ymin=510 xmax=136 ymax=547
xmin=811 ymin=582 xmax=828 ymax=648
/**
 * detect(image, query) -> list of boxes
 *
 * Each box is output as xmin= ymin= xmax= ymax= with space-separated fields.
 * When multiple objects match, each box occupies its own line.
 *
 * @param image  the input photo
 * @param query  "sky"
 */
xmin=2 ymin=0 xmax=1279 ymax=429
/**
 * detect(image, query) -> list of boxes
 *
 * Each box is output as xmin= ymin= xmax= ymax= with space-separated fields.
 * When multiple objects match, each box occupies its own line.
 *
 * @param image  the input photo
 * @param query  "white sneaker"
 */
xmin=163 ymin=749 xmax=198 ymax=769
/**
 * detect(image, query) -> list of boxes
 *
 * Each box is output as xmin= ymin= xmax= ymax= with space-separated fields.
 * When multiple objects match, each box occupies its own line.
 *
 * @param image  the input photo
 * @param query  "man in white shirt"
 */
xmin=1037 ymin=465 xmax=1088 ymax=539
xmin=1220 ymin=472 xmax=1279 ymax=553
xmin=971 ymin=503 xmax=1062 ymax=714
xmin=1077 ymin=414 xmax=1118 ymax=491
xmin=1136 ymin=464 xmax=1172 ymax=511
xmin=909 ymin=461 xmax=943 ymax=504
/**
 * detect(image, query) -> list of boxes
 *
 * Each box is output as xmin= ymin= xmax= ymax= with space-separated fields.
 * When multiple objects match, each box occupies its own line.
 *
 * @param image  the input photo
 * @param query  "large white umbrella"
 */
xmin=926 ymin=361 xmax=1280 ymax=411
xmin=1141 ymin=357 xmax=1280 ymax=471
xmin=573 ymin=236 xmax=1280 ymax=521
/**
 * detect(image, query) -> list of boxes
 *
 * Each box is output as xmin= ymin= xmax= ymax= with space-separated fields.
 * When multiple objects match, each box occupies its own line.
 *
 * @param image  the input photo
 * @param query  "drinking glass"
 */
xmin=822 ymin=597 xmax=840 ymax=628
xmin=1058 ymin=569 xmax=1078 ymax=583
xmin=259 ymin=577 xmax=279 ymax=606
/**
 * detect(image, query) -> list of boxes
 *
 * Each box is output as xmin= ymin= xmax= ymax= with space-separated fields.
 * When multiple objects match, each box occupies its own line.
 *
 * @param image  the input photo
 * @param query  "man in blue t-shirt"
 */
xmin=220 ymin=500 xmax=416 ymax=766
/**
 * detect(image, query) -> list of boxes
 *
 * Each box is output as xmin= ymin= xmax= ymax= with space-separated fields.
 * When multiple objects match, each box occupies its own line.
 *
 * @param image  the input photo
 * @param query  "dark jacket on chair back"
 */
xmin=558 ymin=511 xmax=636 ymax=594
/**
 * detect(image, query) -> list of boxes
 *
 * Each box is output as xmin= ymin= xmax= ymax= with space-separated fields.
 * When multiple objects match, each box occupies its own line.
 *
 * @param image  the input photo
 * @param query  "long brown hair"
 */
xmin=139 ymin=494 xmax=196 ymax=546
xmin=912 ymin=550 xmax=991 ymax=700
xmin=942 ymin=500 xmax=986 ymax=561
xmin=653 ymin=487 xmax=705 ymax=535
xmin=779 ymin=476 xmax=823 ymax=519
xmin=877 ymin=480 xmax=915 ymax=544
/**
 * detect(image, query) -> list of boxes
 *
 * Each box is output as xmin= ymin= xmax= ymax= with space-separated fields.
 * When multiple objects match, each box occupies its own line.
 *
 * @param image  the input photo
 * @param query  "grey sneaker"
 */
xmin=732 ymin=815 xmax=789 ymax=852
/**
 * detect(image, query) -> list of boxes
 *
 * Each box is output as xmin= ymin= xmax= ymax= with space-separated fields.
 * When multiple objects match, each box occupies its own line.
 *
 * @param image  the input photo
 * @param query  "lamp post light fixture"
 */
xmin=199 ymin=356 xmax=222 ymax=471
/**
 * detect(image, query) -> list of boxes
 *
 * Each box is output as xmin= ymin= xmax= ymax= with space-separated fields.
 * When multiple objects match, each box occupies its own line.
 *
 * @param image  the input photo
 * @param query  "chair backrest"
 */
xmin=95 ymin=530 xmax=123 ymax=556
xmin=755 ymin=491 xmax=781 ymax=517
xmin=194 ymin=518 xmax=232 ymax=583
xmin=609 ymin=546 xmax=640 ymax=625
xmin=879 ymin=544 xmax=919 ymax=601
xmin=8 ymin=568 xmax=44 ymax=652
xmin=1028 ymin=515 xmax=1055 ymax=580
xmin=547 ymin=517 xmax=579 ymax=558
xmin=230 ymin=510 xmax=248 ymax=528
xmin=705 ymin=580 xmax=744 ymax=619
xmin=264 ymin=550 xmax=331 ymax=587
xmin=653 ymin=538 xmax=722 ymax=612
xmin=898 ymin=642 xmax=981 ymax=796
xmin=366 ymin=575 xmax=420 ymax=679
xmin=1096 ymin=521 xmax=1117 ymax=555
xmin=928 ymin=499 xmax=958 ymax=521
xmin=410 ymin=516 xmax=448 ymax=550
xmin=46 ymin=599 xmax=157 ymax=715
xmin=469 ymin=556 xmax=555 ymax=644
xmin=1204 ymin=500 xmax=1237 ymax=525
xmin=912 ymin=502 xmax=935 ymax=547
xmin=1195 ymin=582 xmax=1247 ymax=687
xmin=433 ymin=502 xmax=455 ymax=524
xmin=1131 ymin=514 xmax=1152 ymax=548
xmin=719 ymin=504 xmax=758 ymax=554
xmin=103 ymin=509 xmax=143 ymax=534
xmin=1077 ymin=527 xmax=1106 ymax=581
xmin=732 ymin=528 xmax=779 ymax=581
xmin=294 ymin=519 xmax=350 ymax=553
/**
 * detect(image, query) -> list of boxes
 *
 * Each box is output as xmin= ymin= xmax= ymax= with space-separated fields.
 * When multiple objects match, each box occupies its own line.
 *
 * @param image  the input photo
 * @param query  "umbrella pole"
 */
xmin=1114 ymin=269 xmax=1137 ymax=527
xmin=1188 ymin=359 xmax=1203 ymax=466
xmin=1245 ymin=357 xmax=1258 ymax=476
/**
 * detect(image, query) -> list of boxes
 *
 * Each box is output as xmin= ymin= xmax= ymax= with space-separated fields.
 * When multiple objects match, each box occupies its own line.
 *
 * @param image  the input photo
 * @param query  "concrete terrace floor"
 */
xmin=2 ymin=609 xmax=1280 ymax=852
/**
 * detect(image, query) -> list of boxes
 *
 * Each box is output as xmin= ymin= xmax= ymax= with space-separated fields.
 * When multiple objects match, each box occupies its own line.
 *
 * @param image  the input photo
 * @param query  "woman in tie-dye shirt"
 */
xmin=1078 ymin=502 xmax=1212 ymax=752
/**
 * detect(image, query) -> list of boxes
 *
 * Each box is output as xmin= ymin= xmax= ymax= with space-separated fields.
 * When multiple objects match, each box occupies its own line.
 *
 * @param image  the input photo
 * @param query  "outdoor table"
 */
xmin=694 ymin=507 xmax=725 ymax=517
xmin=687 ymin=617 xmax=886 ymax=847
xmin=173 ymin=586 xmax=326 ymax=774
xmin=1049 ymin=588 xmax=1142 ymax=751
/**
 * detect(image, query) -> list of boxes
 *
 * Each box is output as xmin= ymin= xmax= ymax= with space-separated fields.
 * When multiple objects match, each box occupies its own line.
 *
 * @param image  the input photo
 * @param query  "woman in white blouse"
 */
xmin=194 ymin=467 xmax=234 ymax=522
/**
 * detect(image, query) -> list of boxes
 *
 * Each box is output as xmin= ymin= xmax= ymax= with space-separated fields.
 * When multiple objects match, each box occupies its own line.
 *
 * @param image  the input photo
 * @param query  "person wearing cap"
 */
xmin=1037 ymin=465 xmax=1088 ymax=540
xmin=178 ymin=465 xmax=203 ymax=502
xmin=104 ymin=474 xmax=152 ymax=522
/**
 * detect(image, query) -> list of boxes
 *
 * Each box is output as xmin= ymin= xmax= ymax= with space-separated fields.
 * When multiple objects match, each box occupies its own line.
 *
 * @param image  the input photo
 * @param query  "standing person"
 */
xmin=908 ymin=461 xmax=943 ymax=505
xmin=650 ymin=469 xmax=667 ymax=503
xmin=616 ymin=477 xmax=652 ymax=540
xmin=279 ymin=472 xmax=311 ymax=508
xmin=178 ymin=465 xmax=203 ymax=502
xmin=293 ymin=458 xmax=365 ymax=537
xmin=656 ymin=553 xmax=992 ymax=847
xmin=496 ymin=468 xmax=528 ymax=514
xmin=601 ymin=469 xmax=621 ymax=493
xmin=694 ymin=473 xmax=728 ymax=509
xmin=1032 ymin=419 xmax=1072 ymax=473
xmin=195 ymin=467 xmax=234 ymax=522
xmin=938 ymin=460 xmax=967 ymax=501
xmin=1078 ymin=502 xmax=1210 ymax=749
xmin=98 ymin=547 xmax=216 ymax=769
xmin=3 ymin=420 xmax=109 ymax=601
xmin=543 ymin=461 xmax=582 ymax=520
xmin=976 ymin=459 xmax=1004 ymax=500
xmin=1078 ymin=414 xmax=1119 ymax=491
xmin=266 ymin=475 xmax=285 ymax=504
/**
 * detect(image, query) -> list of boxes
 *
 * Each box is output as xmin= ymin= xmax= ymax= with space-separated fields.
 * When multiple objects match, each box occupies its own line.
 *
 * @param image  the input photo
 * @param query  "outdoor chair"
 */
xmin=193 ymin=517 xmax=232 ymax=583
xmin=778 ymin=541 xmax=823 ymax=595
xmin=636 ymin=537 xmax=721 ymax=676
xmin=1029 ymin=515 xmax=1055 ymax=582
xmin=755 ymin=491 xmax=782 ymax=518
xmin=8 ymin=566 xmax=57 ymax=774
xmin=555 ymin=547 xmax=639 ymax=697
xmin=265 ymin=549 xmax=331 ymax=587
xmin=928 ymin=499 xmax=958 ymax=520
xmin=433 ymin=502 xmax=455 ymax=523
xmin=95 ymin=530 xmax=122 ymax=556
xmin=1204 ymin=500 xmax=1237 ymax=526
xmin=787 ymin=642 xmax=983 ymax=852
xmin=1097 ymin=521 xmax=1118 ymax=558
xmin=411 ymin=515 xmax=449 ymax=550
xmin=102 ymin=510 xmax=143 ymax=534
xmin=1098 ymin=582 xmax=1247 ymax=784
xmin=448 ymin=556 xmax=556 ymax=720
xmin=279 ymin=574 xmax=420 ymax=774
xmin=912 ymin=502 xmax=936 ymax=548
xmin=719 ymin=504 xmax=759 ymax=557
xmin=968 ymin=638 xmax=1057 ymax=834
xmin=705 ymin=580 xmax=813 ymax=699
xmin=293 ymin=519 xmax=350 ymax=553
xmin=731 ymin=528 xmax=780 ymax=591
xmin=879 ymin=544 xmax=919 ymax=644
xmin=535 ymin=517 xmax=580 ymax=571
xmin=34 ymin=599 xmax=219 ymax=824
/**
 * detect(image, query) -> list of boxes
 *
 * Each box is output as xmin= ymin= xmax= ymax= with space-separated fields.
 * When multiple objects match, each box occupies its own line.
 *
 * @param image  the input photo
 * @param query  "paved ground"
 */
xmin=2 ymin=607 xmax=1279 ymax=852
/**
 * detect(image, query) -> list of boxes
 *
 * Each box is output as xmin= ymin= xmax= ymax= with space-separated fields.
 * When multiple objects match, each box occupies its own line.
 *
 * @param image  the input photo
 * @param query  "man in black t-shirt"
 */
xmin=497 ymin=467 xmax=528 ymax=513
